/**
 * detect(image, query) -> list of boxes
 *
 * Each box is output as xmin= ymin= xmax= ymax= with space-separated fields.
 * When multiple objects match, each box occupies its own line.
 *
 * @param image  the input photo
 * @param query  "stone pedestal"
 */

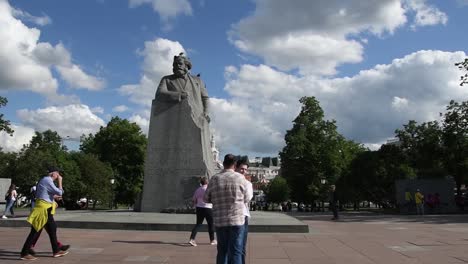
xmin=137 ymin=99 xmax=214 ymax=212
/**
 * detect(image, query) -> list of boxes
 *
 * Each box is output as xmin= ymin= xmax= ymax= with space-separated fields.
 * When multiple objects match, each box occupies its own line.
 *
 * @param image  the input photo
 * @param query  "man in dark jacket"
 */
xmin=329 ymin=185 xmax=339 ymax=220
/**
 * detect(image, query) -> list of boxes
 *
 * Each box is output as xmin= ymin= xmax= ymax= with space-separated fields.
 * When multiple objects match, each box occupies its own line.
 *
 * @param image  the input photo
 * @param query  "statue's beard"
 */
xmin=174 ymin=68 xmax=187 ymax=77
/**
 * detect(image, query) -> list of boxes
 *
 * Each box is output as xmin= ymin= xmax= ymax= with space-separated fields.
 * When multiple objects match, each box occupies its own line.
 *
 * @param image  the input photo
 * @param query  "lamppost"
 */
xmin=320 ymin=177 xmax=327 ymax=211
xmin=110 ymin=178 xmax=115 ymax=209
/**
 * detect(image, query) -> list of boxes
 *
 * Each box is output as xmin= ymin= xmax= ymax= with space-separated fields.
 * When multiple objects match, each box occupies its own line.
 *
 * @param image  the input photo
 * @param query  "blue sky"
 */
xmin=0 ymin=0 xmax=467 ymax=158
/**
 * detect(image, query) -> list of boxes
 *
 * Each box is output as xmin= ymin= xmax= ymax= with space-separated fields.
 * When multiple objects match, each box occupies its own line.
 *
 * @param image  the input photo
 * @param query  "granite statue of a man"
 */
xmin=137 ymin=53 xmax=215 ymax=212
xmin=155 ymin=53 xmax=211 ymax=125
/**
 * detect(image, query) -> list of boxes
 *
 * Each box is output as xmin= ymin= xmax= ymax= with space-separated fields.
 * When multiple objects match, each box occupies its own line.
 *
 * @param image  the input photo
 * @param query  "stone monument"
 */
xmin=137 ymin=53 xmax=215 ymax=212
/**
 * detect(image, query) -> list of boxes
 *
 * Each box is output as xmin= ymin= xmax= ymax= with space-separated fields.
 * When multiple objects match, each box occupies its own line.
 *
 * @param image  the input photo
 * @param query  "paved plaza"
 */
xmin=0 ymin=211 xmax=467 ymax=263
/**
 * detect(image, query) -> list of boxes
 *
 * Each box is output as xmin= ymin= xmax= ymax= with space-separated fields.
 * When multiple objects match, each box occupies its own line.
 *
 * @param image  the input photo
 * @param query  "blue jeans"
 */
xmin=216 ymin=225 xmax=245 ymax=264
xmin=242 ymin=217 xmax=249 ymax=264
xmin=3 ymin=199 xmax=15 ymax=216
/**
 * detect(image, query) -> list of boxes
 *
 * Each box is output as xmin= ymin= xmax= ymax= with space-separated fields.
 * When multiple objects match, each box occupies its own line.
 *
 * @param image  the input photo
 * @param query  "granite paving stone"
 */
xmin=0 ymin=211 xmax=467 ymax=264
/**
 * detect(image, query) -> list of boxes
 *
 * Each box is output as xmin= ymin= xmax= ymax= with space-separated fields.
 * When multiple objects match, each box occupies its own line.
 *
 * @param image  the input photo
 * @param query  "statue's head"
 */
xmin=172 ymin=53 xmax=192 ymax=77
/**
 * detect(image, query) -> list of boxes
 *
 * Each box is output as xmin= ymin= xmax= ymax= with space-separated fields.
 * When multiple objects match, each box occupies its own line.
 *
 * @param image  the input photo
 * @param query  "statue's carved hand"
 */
xmin=180 ymin=91 xmax=188 ymax=100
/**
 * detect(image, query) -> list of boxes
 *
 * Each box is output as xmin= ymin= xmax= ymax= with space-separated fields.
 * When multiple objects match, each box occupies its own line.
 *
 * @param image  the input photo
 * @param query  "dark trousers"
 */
xmin=331 ymin=203 xmax=339 ymax=219
xmin=190 ymin=207 xmax=215 ymax=241
xmin=31 ymin=228 xmax=63 ymax=248
xmin=21 ymin=207 xmax=59 ymax=255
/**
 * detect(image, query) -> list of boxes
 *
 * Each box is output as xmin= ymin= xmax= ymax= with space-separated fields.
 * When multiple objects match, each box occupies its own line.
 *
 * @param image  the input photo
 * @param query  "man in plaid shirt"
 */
xmin=204 ymin=154 xmax=252 ymax=264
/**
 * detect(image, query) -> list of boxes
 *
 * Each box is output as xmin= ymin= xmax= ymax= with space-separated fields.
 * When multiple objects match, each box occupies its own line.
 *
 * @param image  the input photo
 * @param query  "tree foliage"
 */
xmin=0 ymin=151 xmax=17 ymax=179
xmin=0 ymin=115 xmax=150 ymax=209
xmin=337 ymin=145 xmax=416 ymax=208
xmin=266 ymin=176 xmax=290 ymax=203
xmin=10 ymin=130 xmax=82 ymax=206
xmin=441 ymin=100 xmax=468 ymax=194
xmin=72 ymin=153 xmax=113 ymax=209
xmin=455 ymin=58 xmax=468 ymax=86
xmin=280 ymin=96 xmax=363 ymax=203
xmin=395 ymin=120 xmax=446 ymax=178
xmin=0 ymin=96 xmax=14 ymax=136
xmin=81 ymin=117 xmax=147 ymax=205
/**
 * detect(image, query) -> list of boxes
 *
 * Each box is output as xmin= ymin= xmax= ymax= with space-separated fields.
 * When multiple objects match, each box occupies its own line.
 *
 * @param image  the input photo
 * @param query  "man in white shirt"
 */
xmin=235 ymin=160 xmax=253 ymax=264
xmin=204 ymin=154 xmax=251 ymax=264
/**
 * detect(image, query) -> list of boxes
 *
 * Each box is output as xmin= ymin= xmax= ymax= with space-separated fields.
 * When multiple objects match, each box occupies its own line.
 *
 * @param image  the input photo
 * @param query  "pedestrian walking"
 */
xmin=19 ymin=166 xmax=69 ymax=260
xmin=329 ymin=185 xmax=339 ymax=220
xmin=188 ymin=176 xmax=216 ymax=247
xmin=415 ymin=189 xmax=424 ymax=215
xmin=2 ymin=183 xmax=17 ymax=219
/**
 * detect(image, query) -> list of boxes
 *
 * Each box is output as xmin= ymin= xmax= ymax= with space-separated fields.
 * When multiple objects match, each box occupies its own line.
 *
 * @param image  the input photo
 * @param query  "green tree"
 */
xmin=372 ymin=145 xmax=417 ymax=207
xmin=73 ymin=153 xmax=113 ymax=209
xmin=13 ymin=130 xmax=64 ymax=196
xmin=266 ymin=177 xmax=290 ymax=203
xmin=0 ymin=151 xmax=17 ymax=179
xmin=0 ymin=96 xmax=14 ymax=136
xmin=455 ymin=58 xmax=468 ymax=86
xmin=280 ymin=97 xmax=351 ymax=202
xmin=441 ymin=100 xmax=468 ymax=195
xmin=12 ymin=130 xmax=82 ymax=206
xmin=337 ymin=145 xmax=415 ymax=209
xmin=81 ymin=117 xmax=147 ymax=206
xmin=395 ymin=120 xmax=446 ymax=178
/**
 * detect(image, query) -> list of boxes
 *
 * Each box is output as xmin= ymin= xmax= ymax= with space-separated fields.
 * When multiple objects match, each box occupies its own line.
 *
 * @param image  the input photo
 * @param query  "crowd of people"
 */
xmin=404 ymin=188 xmax=444 ymax=215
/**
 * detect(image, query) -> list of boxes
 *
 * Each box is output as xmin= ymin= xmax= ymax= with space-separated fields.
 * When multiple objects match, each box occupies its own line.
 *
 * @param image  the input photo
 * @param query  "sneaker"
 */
xmin=210 ymin=240 xmax=217 ymax=245
xmin=60 ymin=244 xmax=70 ymax=251
xmin=188 ymin=239 xmax=197 ymax=247
xmin=53 ymin=250 xmax=69 ymax=258
xmin=28 ymin=248 xmax=36 ymax=256
xmin=1 ymin=215 xmax=7 ymax=219
xmin=20 ymin=254 xmax=37 ymax=261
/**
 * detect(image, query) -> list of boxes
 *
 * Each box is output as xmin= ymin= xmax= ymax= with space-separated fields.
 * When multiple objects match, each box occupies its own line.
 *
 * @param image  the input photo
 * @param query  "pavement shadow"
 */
xmin=112 ymin=240 xmax=190 ymax=247
xmin=0 ymin=249 xmax=55 ymax=260
xmin=0 ymin=250 xmax=19 ymax=260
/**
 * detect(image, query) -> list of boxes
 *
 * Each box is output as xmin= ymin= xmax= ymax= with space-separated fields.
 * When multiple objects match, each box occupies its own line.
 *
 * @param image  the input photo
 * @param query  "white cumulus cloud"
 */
xmin=214 ymin=50 xmax=467 ymax=155
xmin=404 ymin=0 xmax=448 ymax=28
xmin=391 ymin=96 xmax=410 ymax=111
xmin=230 ymin=0 xmax=448 ymax=76
xmin=0 ymin=124 xmax=35 ymax=152
xmin=129 ymin=114 xmax=149 ymax=135
xmin=16 ymin=104 xmax=106 ymax=140
xmin=0 ymin=0 xmax=105 ymax=97
xmin=56 ymin=65 xmax=105 ymax=90
xmin=129 ymin=0 xmax=192 ymax=30
xmin=113 ymin=105 xmax=130 ymax=113
xmin=11 ymin=6 xmax=51 ymax=26
xmin=129 ymin=0 xmax=192 ymax=20
xmin=119 ymin=38 xmax=185 ymax=106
